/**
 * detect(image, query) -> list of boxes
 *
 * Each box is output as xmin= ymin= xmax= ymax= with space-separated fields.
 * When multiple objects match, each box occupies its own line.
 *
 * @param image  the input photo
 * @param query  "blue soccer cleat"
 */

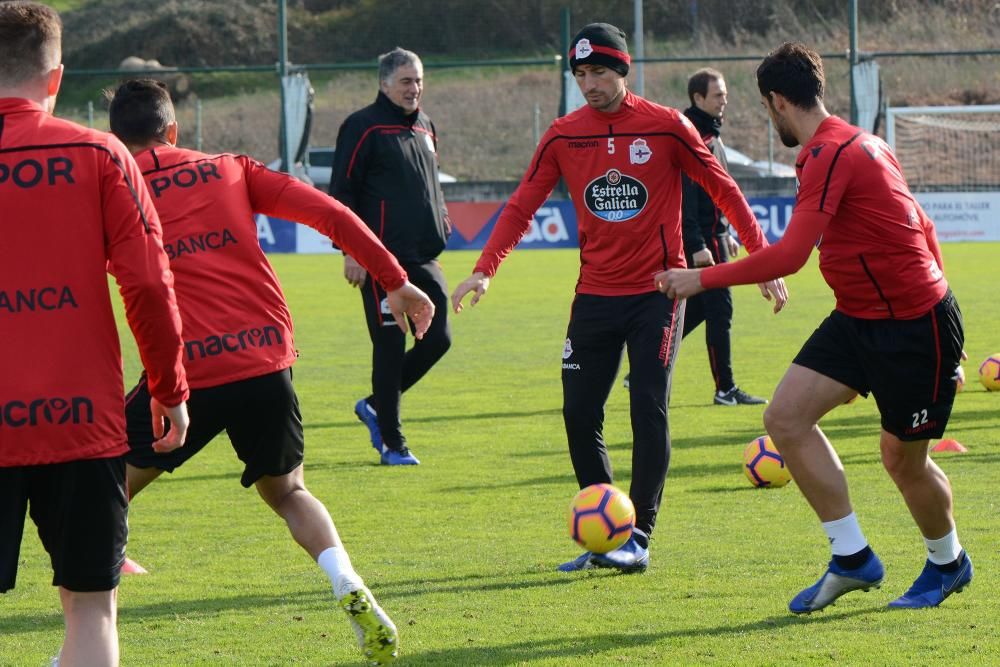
xmin=789 ymin=552 xmax=885 ymax=614
xmin=355 ymin=398 xmax=382 ymax=453
xmin=888 ymin=551 xmax=973 ymax=609
xmin=590 ymin=533 xmax=649 ymax=574
xmin=380 ymin=446 xmax=420 ymax=466
xmin=557 ymin=551 xmax=596 ymax=572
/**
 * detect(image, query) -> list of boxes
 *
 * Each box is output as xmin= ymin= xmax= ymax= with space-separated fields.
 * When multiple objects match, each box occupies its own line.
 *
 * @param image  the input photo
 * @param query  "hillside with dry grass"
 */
xmin=56 ymin=0 xmax=1000 ymax=180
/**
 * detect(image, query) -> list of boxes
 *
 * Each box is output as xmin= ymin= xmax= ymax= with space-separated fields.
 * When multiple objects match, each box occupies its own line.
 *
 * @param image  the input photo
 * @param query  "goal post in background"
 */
xmin=886 ymin=104 xmax=1000 ymax=241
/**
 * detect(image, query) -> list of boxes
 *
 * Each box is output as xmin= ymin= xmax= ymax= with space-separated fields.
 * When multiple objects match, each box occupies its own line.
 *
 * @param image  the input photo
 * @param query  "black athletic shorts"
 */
xmin=0 ymin=456 xmax=127 ymax=593
xmin=793 ymin=290 xmax=964 ymax=441
xmin=125 ymin=368 xmax=304 ymax=487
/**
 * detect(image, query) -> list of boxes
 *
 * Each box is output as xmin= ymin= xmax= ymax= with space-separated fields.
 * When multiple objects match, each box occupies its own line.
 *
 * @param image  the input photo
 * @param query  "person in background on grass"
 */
xmin=680 ymin=67 xmax=769 ymax=406
xmin=659 ymin=41 xmax=971 ymax=613
xmin=623 ymin=67 xmax=769 ymax=406
xmin=330 ymin=47 xmax=452 ymax=466
xmin=452 ymin=22 xmax=785 ymax=574
xmin=109 ymin=79 xmax=435 ymax=664
xmin=0 ymin=4 xmax=189 ymax=666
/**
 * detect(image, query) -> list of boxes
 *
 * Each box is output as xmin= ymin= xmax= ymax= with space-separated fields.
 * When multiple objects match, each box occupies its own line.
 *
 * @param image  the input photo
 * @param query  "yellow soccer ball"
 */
xmin=567 ymin=483 xmax=635 ymax=554
xmin=978 ymin=354 xmax=1000 ymax=391
xmin=743 ymin=436 xmax=792 ymax=488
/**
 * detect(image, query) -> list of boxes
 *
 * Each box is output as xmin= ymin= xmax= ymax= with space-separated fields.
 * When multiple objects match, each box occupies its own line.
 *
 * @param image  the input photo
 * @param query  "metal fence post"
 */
xmin=277 ymin=0 xmax=289 ymax=172
xmin=533 ymin=103 xmax=541 ymax=145
xmin=633 ymin=0 xmax=645 ymax=97
xmin=195 ymin=98 xmax=203 ymax=152
xmin=849 ymin=0 xmax=859 ymax=125
xmin=767 ymin=116 xmax=775 ymax=175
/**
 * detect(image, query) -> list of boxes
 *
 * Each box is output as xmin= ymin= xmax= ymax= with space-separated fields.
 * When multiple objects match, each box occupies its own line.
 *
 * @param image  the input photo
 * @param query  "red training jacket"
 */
xmin=134 ymin=145 xmax=408 ymax=389
xmin=703 ymin=115 xmax=946 ymax=319
xmin=0 ymin=98 xmax=187 ymax=466
xmin=475 ymin=91 xmax=767 ymax=295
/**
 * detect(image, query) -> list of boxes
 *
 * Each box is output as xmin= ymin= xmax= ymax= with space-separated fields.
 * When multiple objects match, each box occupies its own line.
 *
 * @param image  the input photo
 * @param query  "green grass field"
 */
xmin=2 ymin=244 xmax=998 ymax=666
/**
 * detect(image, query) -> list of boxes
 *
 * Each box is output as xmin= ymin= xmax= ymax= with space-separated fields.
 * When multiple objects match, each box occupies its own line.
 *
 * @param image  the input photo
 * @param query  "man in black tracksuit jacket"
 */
xmin=330 ymin=47 xmax=451 ymax=465
xmin=680 ymin=68 xmax=767 ymax=406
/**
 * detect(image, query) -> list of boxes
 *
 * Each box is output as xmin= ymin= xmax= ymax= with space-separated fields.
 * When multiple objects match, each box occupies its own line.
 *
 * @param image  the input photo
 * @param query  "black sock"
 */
xmin=833 ymin=546 xmax=873 ymax=570
xmin=932 ymin=552 xmax=964 ymax=573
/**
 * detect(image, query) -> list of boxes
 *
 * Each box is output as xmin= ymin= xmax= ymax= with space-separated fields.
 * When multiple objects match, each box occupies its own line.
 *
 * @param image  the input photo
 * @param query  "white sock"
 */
xmin=317 ymin=546 xmax=364 ymax=599
xmin=822 ymin=513 xmax=868 ymax=556
xmin=925 ymin=529 xmax=962 ymax=566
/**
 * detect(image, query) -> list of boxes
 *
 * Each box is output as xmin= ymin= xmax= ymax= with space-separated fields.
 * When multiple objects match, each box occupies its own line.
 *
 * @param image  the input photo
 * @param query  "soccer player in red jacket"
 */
xmin=108 ymin=79 xmax=435 ymax=664
xmin=452 ymin=23 xmax=786 ymax=573
xmin=0 ymin=5 xmax=189 ymax=666
xmin=660 ymin=42 xmax=972 ymax=612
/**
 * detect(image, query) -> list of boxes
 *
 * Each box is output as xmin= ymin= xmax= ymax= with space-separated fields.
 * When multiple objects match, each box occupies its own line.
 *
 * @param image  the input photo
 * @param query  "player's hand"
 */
xmin=151 ymin=399 xmax=189 ymax=453
xmin=691 ymin=248 xmax=715 ymax=267
xmin=758 ymin=278 xmax=789 ymax=313
xmin=343 ymin=254 xmax=367 ymax=288
xmin=387 ymin=281 xmax=435 ymax=339
xmin=956 ymin=349 xmax=969 ymax=389
xmin=654 ymin=268 xmax=704 ymax=300
xmin=725 ymin=234 xmax=740 ymax=258
xmin=451 ymin=272 xmax=490 ymax=313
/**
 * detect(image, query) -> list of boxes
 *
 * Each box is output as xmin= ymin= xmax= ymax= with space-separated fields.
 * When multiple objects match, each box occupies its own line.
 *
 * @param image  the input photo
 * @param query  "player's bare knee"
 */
xmin=880 ymin=445 xmax=934 ymax=487
xmin=762 ymin=402 xmax=799 ymax=443
xmin=60 ymin=588 xmax=116 ymax=618
xmin=256 ymin=474 xmax=304 ymax=511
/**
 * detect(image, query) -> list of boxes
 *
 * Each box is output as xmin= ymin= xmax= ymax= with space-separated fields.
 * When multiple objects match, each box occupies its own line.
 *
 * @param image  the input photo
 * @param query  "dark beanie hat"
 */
xmin=569 ymin=23 xmax=630 ymax=77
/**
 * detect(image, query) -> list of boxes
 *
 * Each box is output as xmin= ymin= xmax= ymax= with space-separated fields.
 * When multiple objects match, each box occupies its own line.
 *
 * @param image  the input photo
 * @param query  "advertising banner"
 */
xmin=258 ymin=193 xmax=996 ymax=252
xmin=913 ymin=192 xmax=1000 ymax=242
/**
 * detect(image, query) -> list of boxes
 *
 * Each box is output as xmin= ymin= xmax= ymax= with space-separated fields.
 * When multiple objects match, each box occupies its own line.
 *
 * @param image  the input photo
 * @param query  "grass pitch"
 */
xmin=2 ymin=243 xmax=998 ymax=666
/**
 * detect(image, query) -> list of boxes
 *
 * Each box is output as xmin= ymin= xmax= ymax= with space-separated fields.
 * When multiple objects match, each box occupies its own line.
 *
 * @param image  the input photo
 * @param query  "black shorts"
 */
xmin=0 ymin=456 xmax=127 ymax=593
xmin=125 ymin=368 xmax=304 ymax=488
xmin=793 ymin=290 xmax=964 ymax=441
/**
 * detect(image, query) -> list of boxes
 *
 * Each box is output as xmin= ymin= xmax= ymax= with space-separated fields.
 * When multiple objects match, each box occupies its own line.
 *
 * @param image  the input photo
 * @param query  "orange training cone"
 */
xmin=121 ymin=557 xmax=148 ymax=575
xmin=931 ymin=439 xmax=967 ymax=453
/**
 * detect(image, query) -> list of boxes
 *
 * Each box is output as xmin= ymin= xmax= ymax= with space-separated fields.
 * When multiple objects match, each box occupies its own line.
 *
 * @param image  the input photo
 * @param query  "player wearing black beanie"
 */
xmin=453 ymin=21 xmax=784 ymax=576
xmin=569 ymin=22 xmax=631 ymax=77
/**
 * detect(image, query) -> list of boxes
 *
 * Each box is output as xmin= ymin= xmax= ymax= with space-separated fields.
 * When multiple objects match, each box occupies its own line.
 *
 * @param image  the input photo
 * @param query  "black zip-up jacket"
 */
xmin=681 ymin=105 xmax=731 ymax=259
xmin=330 ymin=91 xmax=450 ymax=263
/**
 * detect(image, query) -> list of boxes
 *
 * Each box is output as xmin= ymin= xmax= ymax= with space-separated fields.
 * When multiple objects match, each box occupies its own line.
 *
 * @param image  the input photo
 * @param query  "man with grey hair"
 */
xmin=331 ymin=47 xmax=452 ymax=466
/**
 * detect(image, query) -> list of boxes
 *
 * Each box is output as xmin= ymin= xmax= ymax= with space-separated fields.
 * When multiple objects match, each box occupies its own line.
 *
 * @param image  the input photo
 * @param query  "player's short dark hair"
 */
xmin=378 ymin=47 xmax=421 ymax=86
xmin=756 ymin=42 xmax=825 ymax=110
xmin=108 ymin=79 xmax=176 ymax=146
xmin=0 ymin=1 xmax=62 ymax=87
xmin=687 ymin=67 xmax=724 ymax=106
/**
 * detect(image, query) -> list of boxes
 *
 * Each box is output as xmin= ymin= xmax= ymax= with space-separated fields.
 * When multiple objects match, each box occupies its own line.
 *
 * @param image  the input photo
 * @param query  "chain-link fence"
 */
xmin=58 ymin=1 xmax=999 ymax=184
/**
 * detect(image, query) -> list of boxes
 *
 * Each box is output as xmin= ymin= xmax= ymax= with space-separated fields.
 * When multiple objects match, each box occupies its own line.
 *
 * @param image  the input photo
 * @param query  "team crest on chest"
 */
xmin=584 ymin=169 xmax=649 ymax=222
xmin=422 ymin=133 xmax=436 ymax=153
xmin=629 ymin=138 xmax=652 ymax=164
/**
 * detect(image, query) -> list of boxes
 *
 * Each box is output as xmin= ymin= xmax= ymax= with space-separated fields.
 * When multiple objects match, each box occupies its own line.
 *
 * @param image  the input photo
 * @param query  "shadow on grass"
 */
xmin=510 ymin=431 xmax=768 ymax=460
xmin=305 ymin=407 xmax=563 ymax=431
xmin=400 ymin=606 xmax=883 ymax=665
xmin=0 ymin=588 xmax=332 ymax=635
xmin=377 ymin=568 xmax=611 ymax=601
xmin=0 ymin=570 xmax=603 ymax=636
